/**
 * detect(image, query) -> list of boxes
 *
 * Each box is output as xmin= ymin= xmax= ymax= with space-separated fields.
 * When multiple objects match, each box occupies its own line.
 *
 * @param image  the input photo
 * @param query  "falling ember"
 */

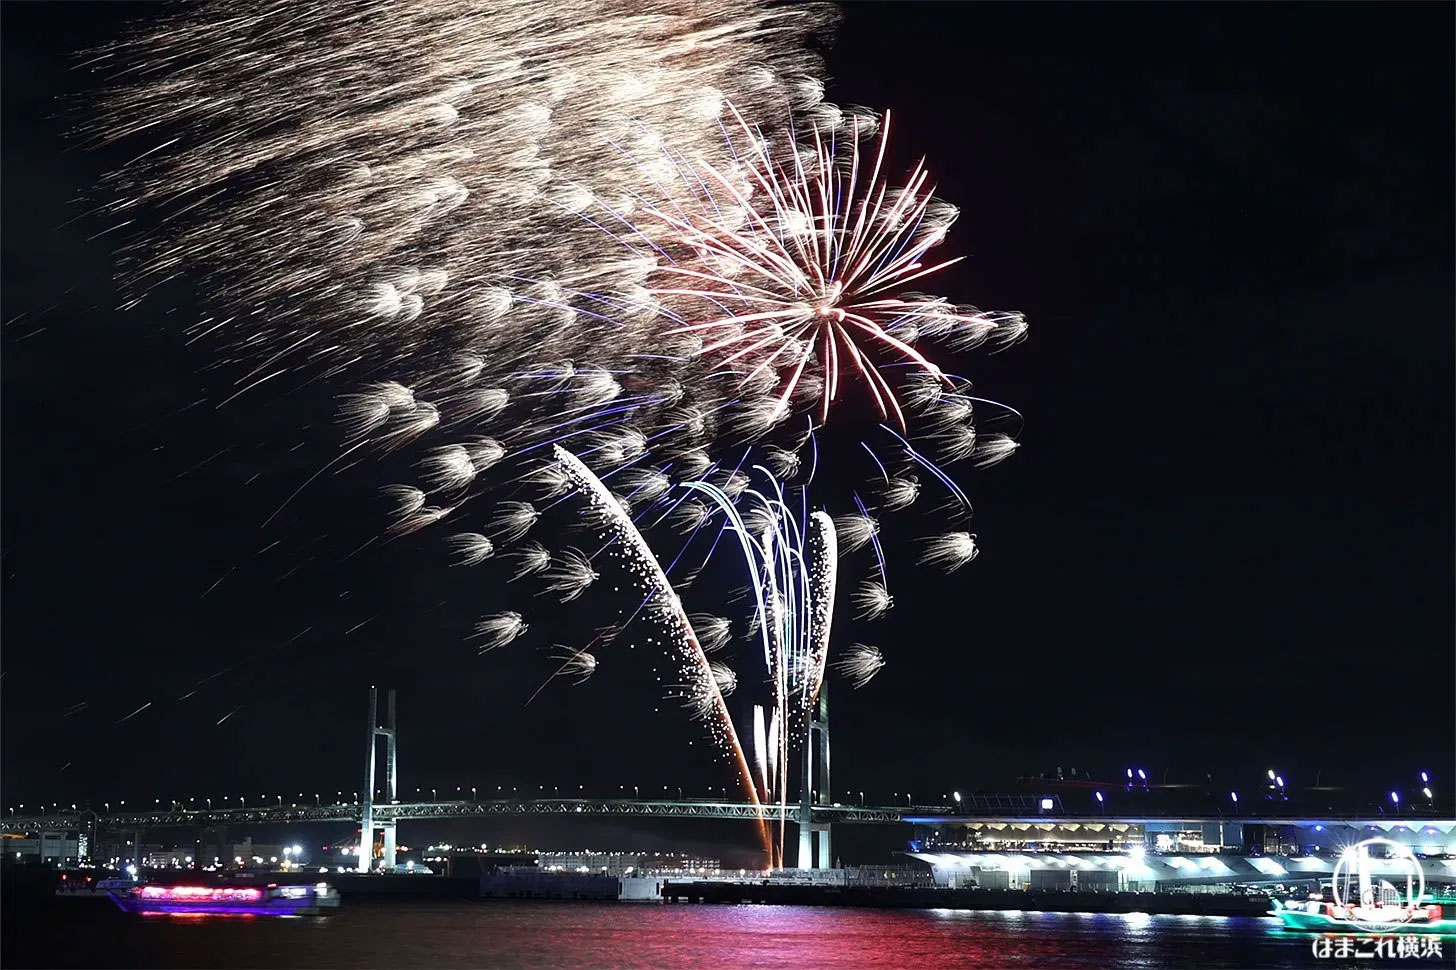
xmin=852 ymin=580 xmax=893 ymax=620
xmin=690 ymin=614 xmax=732 ymax=653
xmin=471 ymin=612 xmax=527 ymax=653
xmin=879 ymin=475 xmax=920 ymax=511
xmin=549 ymin=648 xmax=598 ymax=685
xmin=833 ymin=643 xmax=886 ymax=689
xmin=508 ymin=541 xmax=552 ymax=581
xmin=540 ymin=548 xmax=599 ymax=603
xmin=920 ymin=531 xmax=979 ymax=572
xmin=447 ymin=532 xmax=495 ymax=566
xmin=833 ymin=513 xmax=879 ymax=554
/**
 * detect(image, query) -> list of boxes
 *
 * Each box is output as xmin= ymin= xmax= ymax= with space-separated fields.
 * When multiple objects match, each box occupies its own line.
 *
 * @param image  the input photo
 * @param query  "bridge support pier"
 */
xmin=382 ymin=823 xmax=397 ymax=870
xmin=360 ymin=687 xmax=398 ymax=872
xmin=797 ymin=688 xmax=832 ymax=869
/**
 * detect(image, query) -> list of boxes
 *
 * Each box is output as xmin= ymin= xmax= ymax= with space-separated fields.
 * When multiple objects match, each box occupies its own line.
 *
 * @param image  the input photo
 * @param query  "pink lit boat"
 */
xmin=106 ymin=881 xmax=340 ymax=916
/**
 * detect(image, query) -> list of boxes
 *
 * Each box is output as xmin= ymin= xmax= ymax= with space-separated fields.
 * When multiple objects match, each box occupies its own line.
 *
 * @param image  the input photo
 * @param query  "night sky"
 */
xmin=3 ymin=3 xmax=1451 ymax=860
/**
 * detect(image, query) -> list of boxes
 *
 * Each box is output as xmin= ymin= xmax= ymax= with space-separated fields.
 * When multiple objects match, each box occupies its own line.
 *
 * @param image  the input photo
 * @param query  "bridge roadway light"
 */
xmin=953 ymin=791 xmax=961 ymax=805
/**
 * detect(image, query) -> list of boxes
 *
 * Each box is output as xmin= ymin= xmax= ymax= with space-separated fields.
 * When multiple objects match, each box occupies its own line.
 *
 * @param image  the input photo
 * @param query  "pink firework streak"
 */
xmin=649 ymin=106 xmax=980 ymax=428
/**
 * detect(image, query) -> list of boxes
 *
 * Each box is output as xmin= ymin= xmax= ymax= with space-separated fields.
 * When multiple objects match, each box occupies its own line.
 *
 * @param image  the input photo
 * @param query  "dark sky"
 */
xmin=2 ymin=2 xmax=1451 ymax=859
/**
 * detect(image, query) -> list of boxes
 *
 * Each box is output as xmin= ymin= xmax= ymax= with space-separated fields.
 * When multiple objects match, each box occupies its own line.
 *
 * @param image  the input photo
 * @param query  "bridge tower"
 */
xmin=797 ymin=686 xmax=832 ymax=869
xmin=359 ymin=687 xmax=398 ymax=872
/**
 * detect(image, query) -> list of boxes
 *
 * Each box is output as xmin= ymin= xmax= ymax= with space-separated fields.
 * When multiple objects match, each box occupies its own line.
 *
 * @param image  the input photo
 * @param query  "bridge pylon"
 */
xmin=359 ymin=687 xmax=398 ymax=872
xmin=797 ymin=686 xmax=832 ymax=869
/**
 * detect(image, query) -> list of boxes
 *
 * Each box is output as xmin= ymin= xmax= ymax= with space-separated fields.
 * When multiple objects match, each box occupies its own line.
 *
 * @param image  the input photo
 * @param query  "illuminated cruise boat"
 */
xmin=106 ymin=881 xmax=340 ymax=916
xmin=1271 ymin=892 xmax=1456 ymax=934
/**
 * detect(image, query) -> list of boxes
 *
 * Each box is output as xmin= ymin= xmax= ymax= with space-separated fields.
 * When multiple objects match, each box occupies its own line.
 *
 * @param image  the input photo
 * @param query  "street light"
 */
xmin=953 ymin=791 xmax=962 ymax=806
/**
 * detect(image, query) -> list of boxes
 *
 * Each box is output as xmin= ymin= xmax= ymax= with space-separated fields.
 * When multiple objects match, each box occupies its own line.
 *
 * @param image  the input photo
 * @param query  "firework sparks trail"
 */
xmin=683 ymin=468 xmax=836 ymax=862
xmin=920 ymin=531 xmax=979 ymax=572
xmin=551 ymin=445 xmax=772 ymax=861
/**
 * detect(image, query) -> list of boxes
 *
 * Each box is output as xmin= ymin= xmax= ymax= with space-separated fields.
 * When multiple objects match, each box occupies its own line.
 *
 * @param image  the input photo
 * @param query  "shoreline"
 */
xmin=660 ymin=880 xmax=1274 ymax=917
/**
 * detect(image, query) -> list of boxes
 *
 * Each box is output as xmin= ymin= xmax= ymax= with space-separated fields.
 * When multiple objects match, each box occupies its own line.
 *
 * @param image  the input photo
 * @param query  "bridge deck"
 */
xmin=6 ymin=798 xmax=1449 ymax=832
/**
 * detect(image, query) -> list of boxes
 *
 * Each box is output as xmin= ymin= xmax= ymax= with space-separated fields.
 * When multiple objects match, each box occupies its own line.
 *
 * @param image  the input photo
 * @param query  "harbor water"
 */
xmin=6 ymin=897 xmax=1442 ymax=968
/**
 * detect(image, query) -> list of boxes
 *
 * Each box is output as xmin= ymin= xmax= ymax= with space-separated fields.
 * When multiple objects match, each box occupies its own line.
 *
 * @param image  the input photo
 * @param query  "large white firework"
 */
xmin=90 ymin=0 xmax=1023 ymax=553
xmin=88 ymin=0 xmax=1029 ymax=866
